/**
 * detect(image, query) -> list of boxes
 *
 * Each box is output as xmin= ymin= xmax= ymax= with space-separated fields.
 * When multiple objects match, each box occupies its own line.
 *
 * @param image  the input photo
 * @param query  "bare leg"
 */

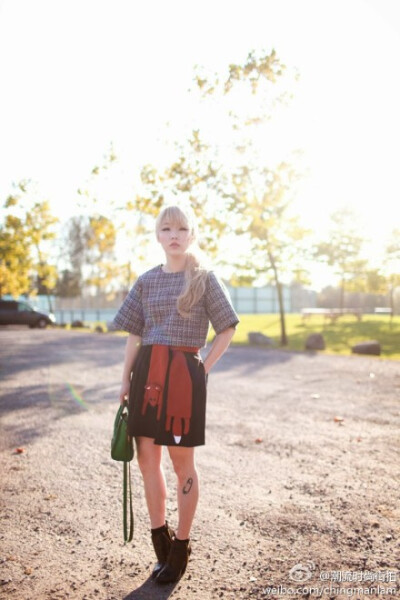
xmin=167 ymin=446 xmax=199 ymax=540
xmin=136 ymin=436 xmax=167 ymax=529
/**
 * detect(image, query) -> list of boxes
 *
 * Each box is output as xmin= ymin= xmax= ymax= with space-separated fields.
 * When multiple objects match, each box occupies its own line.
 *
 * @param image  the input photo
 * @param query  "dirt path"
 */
xmin=0 ymin=329 xmax=399 ymax=600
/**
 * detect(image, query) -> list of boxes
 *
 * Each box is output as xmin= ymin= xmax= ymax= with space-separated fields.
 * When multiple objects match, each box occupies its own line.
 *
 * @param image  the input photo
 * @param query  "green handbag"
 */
xmin=111 ymin=401 xmax=134 ymax=542
xmin=111 ymin=401 xmax=134 ymax=462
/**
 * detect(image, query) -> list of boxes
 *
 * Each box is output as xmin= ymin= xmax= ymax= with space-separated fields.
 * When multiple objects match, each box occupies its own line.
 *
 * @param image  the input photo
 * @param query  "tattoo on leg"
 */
xmin=182 ymin=477 xmax=193 ymax=495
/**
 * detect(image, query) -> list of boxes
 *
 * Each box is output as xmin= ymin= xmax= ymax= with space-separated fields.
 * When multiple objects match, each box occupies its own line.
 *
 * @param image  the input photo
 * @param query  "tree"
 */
xmin=384 ymin=228 xmax=400 ymax=314
xmin=54 ymin=269 xmax=81 ymax=297
xmin=224 ymin=162 xmax=309 ymax=345
xmin=193 ymin=50 xmax=305 ymax=345
xmin=56 ymin=215 xmax=90 ymax=296
xmin=314 ymin=208 xmax=368 ymax=310
xmin=75 ymin=145 xmax=152 ymax=293
xmin=0 ymin=195 xmax=32 ymax=297
xmin=85 ymin=215 xmax=118 ymax=293
xmin=58 ymin=212 xmax=120 ymax=295
xmin=25 ymin=200 xmax=58 ymax=309
xmin=0 ymin=185 xmax=58 ymax=302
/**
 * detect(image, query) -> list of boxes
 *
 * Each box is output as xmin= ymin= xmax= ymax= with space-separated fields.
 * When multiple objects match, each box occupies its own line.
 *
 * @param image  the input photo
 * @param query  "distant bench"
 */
xmin=301 ymin=308 xmax=362 ymax=323
xmin=374 ymin=307 xmax=393 ymax=316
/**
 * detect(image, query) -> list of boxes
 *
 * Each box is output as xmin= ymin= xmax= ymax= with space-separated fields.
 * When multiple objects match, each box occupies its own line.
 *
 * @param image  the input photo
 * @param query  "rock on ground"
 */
xmin=352 ymin=340 xmax=381 ymax=356
xmin=305 ymin=333 xmax=326 ymax=351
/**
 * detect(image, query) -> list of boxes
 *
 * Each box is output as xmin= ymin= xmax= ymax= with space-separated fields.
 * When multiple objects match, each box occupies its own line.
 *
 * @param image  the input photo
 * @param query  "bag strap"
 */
xmin=113 ymin=403 xmax=124 ymax=432
xmin=123 ymin=460 xmax=134 ymax=542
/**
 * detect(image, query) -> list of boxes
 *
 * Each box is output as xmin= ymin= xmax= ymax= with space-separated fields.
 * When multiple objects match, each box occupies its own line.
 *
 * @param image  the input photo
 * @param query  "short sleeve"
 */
xmin=113 ymin=277 xmax=145 ymax=335
xmin=205 ymin=272 xmax=239 ymax=334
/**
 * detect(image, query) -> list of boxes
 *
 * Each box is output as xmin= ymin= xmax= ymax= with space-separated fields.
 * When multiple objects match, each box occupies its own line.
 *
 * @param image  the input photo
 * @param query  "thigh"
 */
xmin=136 ymin=436 xmax=163 ymax=469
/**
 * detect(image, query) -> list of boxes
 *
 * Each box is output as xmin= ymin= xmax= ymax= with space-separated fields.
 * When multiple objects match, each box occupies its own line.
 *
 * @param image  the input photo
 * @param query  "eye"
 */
xmin=161 ymin=227 xmax=170 ymax=231
xmin=180 ymin=227 xmax=189 ymax=231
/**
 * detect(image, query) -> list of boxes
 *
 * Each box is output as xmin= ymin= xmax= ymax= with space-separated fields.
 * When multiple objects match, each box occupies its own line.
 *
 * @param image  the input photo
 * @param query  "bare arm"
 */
xmin=119 ymin=333 xmax=142 ymax=403
xmin=203 ymin=327 xmax=236 ymax=375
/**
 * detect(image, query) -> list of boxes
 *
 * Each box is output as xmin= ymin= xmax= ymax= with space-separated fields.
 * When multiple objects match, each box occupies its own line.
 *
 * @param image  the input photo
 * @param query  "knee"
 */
xmin=137 ymin=454 xmax=157 ymax=476
xmin=172 ymin=459 xmax=196 ymax=483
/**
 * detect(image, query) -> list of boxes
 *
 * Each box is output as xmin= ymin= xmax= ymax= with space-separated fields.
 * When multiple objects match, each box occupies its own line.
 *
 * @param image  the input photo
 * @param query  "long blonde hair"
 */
xmin=155 ymin=204 xmax=209 ymax=318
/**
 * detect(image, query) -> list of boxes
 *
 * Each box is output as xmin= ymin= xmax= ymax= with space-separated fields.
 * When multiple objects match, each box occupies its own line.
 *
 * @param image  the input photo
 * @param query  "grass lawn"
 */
xmin=231 ymin=313 xmax=400 ymax=359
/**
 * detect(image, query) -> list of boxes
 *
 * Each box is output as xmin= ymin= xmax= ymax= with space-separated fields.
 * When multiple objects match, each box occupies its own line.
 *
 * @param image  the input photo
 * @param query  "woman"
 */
xmin=113 ymin=204 xmax=239 ymax=584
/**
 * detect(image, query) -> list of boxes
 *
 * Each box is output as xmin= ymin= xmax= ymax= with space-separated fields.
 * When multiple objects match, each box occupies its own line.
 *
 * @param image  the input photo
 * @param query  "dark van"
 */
xmin=0 ymin=300 xmax=55 ymax=328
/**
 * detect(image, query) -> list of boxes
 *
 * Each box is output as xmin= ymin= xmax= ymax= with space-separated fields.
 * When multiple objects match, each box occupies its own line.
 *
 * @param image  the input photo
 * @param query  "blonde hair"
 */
xmin=155 ymin=205 xmax=209 ymax=318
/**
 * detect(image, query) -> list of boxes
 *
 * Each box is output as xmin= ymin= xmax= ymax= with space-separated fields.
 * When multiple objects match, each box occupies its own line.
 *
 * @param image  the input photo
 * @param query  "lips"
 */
xmin=170 ymin=243 xmax=180 ymax=248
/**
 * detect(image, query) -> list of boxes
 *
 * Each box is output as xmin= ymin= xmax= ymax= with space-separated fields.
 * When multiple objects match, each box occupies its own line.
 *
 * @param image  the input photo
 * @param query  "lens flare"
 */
xmin=65 ymin=382 xmax=89 ymax=410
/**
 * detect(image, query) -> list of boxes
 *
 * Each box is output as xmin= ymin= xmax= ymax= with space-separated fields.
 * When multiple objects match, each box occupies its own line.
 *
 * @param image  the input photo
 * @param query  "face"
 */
xmin=157 ymin=218 xmax=194 ymax=257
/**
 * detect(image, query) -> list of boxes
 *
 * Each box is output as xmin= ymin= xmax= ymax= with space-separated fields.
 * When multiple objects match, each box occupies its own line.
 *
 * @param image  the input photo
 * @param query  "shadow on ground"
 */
xmin=122 ymin=576 xmax=177 ymax=599
xmin=0 ymin=328 xmax=125 ymax=379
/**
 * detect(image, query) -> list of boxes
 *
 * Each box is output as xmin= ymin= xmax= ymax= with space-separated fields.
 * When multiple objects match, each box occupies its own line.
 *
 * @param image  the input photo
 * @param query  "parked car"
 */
xmin=0 ymin=300 xmax=56 ymax=328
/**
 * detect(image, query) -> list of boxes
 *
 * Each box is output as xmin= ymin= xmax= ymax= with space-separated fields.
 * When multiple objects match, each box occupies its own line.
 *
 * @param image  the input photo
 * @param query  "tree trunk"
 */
xmin=268 ymin=248 xmax=287 ymax=346
xmin=389 ymin=284 xmax=394 ymax=318
xmin=46 ymin=291 xmax=53 ymax=313
xmin=36 ymin=244 xmax=54 ymax=313
xmin=339 ymin=279 xmax=345 ymax=311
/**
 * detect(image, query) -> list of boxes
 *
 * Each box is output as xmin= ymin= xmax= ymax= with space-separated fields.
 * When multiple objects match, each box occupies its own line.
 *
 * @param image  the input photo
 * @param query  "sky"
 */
xmin=1 ymin=0 xmax=399 ymax=289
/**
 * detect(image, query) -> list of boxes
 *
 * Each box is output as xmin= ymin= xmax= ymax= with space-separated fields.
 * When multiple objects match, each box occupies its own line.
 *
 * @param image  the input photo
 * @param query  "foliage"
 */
xmin=195 ymin=49 xmax=286 ymax=96
xmin=0 ymin=198 xmax=32 ymax=297
xmin=57 ymin=213 xmax=120 ymax=295
xmin=85 ymin=215 xmax=118 ymax=291
xmin=55 ymin=216 xmax=90 ymax=296
xmin=25 ymin=200 xmax=58 ymax=297
xmin=0 ymin=184 xmax=58 ymax=299
xmin=316 ymin=285 xmax=390 ymax=311
xmin=224 ymin=163 xmax=310 ymax=280
xmin=75 ymin=144 xmax=161 ymax=291
xmin=313 ymin=208 xmax=368 ymax=308
xmin=384 ymin=228 xmax=400 ymax=312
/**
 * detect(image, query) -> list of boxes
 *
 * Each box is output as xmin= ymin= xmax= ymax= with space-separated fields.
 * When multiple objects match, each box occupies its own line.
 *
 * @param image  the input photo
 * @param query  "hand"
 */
xmin=119 ymin=381 xmax=130 ymax=404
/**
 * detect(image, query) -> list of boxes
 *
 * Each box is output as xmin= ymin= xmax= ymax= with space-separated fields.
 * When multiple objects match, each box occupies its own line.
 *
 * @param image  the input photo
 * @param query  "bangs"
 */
xmin=156 ymin=206 xmax=191 ymax=231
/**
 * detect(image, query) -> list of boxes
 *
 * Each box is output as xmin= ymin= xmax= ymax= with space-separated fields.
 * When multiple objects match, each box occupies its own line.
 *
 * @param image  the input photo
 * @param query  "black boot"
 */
xmin=150 ymin=522 xmax=174 ymax=579
xmin=155 ymin=536 xmax=191 ymax=584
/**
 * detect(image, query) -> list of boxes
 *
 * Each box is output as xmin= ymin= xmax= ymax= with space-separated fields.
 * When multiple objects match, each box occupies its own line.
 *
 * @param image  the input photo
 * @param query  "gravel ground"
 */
xmin=0 ymin=328 xmax=399 ymax=600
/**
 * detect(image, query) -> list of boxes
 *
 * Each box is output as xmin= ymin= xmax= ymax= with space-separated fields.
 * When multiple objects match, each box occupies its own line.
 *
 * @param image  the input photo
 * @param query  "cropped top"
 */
xmin=113 ymin=265 xmax=239 ymax=348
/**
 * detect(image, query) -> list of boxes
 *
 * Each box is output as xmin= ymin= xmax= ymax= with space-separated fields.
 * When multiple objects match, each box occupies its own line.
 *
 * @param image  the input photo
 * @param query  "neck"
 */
xmin=163 ymin=255 xmax=187 ymax=273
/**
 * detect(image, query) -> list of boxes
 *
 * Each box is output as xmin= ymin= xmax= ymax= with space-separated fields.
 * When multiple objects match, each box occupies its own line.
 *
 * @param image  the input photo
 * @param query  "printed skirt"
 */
xmin=127 ymin=344 xmax=207 ymax=447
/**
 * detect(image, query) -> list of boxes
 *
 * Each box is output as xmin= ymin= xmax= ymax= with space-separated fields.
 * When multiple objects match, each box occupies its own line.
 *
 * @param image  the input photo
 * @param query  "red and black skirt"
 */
xmin=127 ymin=344 xmax=208 ymax=447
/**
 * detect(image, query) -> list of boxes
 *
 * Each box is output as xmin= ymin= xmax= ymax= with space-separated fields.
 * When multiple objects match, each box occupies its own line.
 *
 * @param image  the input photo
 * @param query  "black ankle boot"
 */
xmin=150 ymin=522 xmax=174 ymax=579
xmin=155 ymin=536 xmax=191 ymax=584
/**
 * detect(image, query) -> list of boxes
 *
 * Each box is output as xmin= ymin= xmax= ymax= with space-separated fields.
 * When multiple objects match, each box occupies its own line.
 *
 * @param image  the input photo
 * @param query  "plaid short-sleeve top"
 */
xmin=113 ymin=265 xmax=239 ymax=348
